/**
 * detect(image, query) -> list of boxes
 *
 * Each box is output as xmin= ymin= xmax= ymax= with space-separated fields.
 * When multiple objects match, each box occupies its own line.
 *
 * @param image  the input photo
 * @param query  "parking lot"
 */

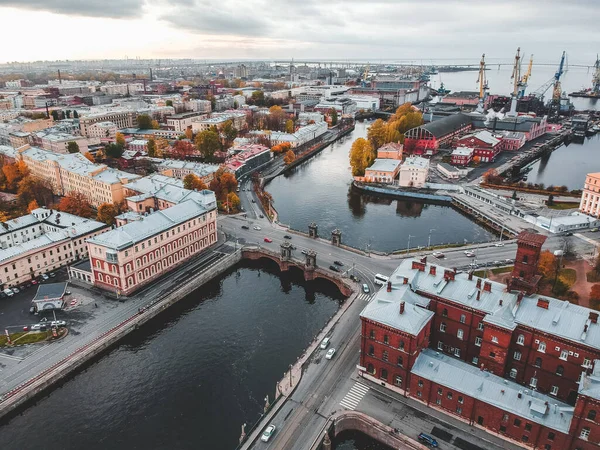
xmin=0 ymin=267 xmax=70 ymax=331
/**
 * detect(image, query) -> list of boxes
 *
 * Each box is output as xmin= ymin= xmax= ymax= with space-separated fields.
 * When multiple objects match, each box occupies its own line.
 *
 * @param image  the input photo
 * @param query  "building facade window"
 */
xmin=550 ymin=386 xmax=559 ymax=396
xmin=556 ymin=365 xmax=564 ymax=376
xmin=460 ymin=314 xmax=466 ymax=324
xmin=514 ymin=351 xmax=522 ymax=361
xmin=440 ymin=323 xmax=446 ymax=332
xmin=530 ymin=377 xmax=537 ymax=388
xmin=475 ymin=337 xmax=482 ymax=346
xmin=437 ymin=341 xmax=444 ymax=350
xmin=510 ymin=368 xmax=517 ymax=378
xmin=453 ymin=348 xmax=460 ymax=357
xmin=457 ymin=329 xmax=464 ymax=340
xmin=588 ymin=410 xmax=596 ymax=421
xmin=559 ymin=350 xmax=568 ymax=361
xmin=384 ymin=334 xmax=389 ymax=344
xmin=538 ymin=342 xmax=546 ymax=352
xmin=580 ymin=427 xmax=590 ymax=440
xmin=534 ymin=357 xmax=542 ymax=368
xmin=382 ymin=351 xmax=388 ymax=362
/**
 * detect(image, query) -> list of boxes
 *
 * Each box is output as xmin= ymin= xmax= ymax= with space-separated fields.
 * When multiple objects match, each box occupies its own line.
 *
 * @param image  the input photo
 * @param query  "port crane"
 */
xmin=361 ymin=64 xmax=370 ymax=87
xmin=475 ymin=53 xmax=489 ymax=113
xmin=593 ymin=55 xmax=600 ymax=94
xmin=517 ymin=54 xmax=533 ymax=98
xmin=507 ymin=47 xmax=522 ymax=117
xmin=531 ymin=51 xmax=567 ymax=102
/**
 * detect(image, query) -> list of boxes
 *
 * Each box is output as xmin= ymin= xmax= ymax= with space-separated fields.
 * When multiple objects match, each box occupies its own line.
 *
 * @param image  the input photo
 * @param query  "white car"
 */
xmin=464 ymin=251 xmax=475 ymax=257
xmin=261 ymin=424 xmax=276 ymax=442
xmin=494 ymin=242 xmax=505 ymax=247
xmin=253 ymin=226 xmax=261 ymax=231
xmin=432 ymin=251 xmax=444 ymax=258
xmin=325 ymin=348 xmax=336 ymax=360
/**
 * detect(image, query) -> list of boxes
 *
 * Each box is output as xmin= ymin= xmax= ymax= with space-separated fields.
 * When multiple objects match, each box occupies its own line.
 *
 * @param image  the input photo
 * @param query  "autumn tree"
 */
xmin=151 ymin=119 xmax=160 ymax=129
xmin=67 ymin=141 xmax=80 ymax=153
xmin=226 ymin=192 xmax=241 ymax=212
xmin=349 ymin=138 xmax=375 ymax=176
xmin=96 ymin=203 xmax=120 ymax=225
xmin=171 ymin=140 xmax=196 ymax=159
xmin=209 ymin=168 xmax=238 ymax=202
xmin=137 ymin=114 xmax=152 ymax=129
xmin=17 ymin=176 xmax=53 ymax=207
xmin=115 ymin=132 xmax=126 ymax=147
xmin=367 ymin=119 xmax=387 ymax=150
xmin=537 ymin=250 xmax=558 ymax=279
xmin=329 ymin=108 xmax=338 ymax=126
xmin=268 ymin=105 xmax=287 ymax=131
xmin=83 ymin=152 xmax=95 ymax=162
xmin=591 ymin=284 xmax=600 ymax=302
xmin=483 ymin=169 xmax=502 ymax=184
xmin=283 ymin=149 xmax=296 ymax=165
xmin=194 ymin=129 xmax=221 ymax=160
xmin=185 ymin=128 xmax=193 ymax=140
xmin=2 ymin=161 xmax=28 ymax=191
xmin=57 ymin=192 xmax=94 ymax=218
xmin=285 ymin=119 xmax=295 ymax=134
xmin=221 ymin=120 xmax=238 ymax=144
xmin=183 ymin=174 xmax=208 ymax=191
xmin=27 ymin=199 xmax=39 ymax=212
xmin=156 ymin=138 xmax=169 ymax=155
xmin=147 ymin=138 xmax=157 ymax=157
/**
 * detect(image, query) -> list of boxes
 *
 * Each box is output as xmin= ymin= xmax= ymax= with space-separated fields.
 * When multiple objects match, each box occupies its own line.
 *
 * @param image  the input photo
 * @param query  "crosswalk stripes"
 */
xmin=357 ymin=293 xmax=373 ymax=302
xmin=339 ymin=382 xmax=369 ymax=411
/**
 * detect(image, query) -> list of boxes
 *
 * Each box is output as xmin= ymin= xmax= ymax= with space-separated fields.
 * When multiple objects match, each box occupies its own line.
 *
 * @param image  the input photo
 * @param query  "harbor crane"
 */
xmin=593 ymin=55 xmax=600 ymax=94
xmin=361 ymin=63 xmax=370 ymax=87
xmin=518 ymin=54 xmax=533 ymax=98
xmin=532 ymin=51 xmax=567 ymax=101
xmin=507 ymin=47 xmax=522 ymax=117
xmin=475 ymin=53 xmax=489 ymax=113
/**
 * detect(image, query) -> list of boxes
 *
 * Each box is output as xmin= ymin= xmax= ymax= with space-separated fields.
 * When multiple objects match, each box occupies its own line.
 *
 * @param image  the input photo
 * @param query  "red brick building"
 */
xmin=455 ymin=130 xmax=502 ymax=162
xmin=359 ymin=232 xmax=600 ymax=449
xmin=404 ymin=113 xmax=472 ymax=155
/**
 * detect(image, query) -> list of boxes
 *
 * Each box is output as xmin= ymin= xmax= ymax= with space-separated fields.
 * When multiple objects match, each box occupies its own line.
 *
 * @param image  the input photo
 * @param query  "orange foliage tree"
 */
xmin=591 ymin=284 xmax=600 ymax=302
xmin=57 ymin=192 xmax=94 ymax=218
xmin=283 ymin=150 xmax=296 ymax=165
xmin=537 ymin=250 xmax=557 ymax=279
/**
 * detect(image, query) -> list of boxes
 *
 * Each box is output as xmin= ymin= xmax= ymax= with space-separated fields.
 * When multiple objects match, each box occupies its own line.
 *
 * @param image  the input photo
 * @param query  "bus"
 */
xmin=374 ymin=274 xmax=389 ymax=286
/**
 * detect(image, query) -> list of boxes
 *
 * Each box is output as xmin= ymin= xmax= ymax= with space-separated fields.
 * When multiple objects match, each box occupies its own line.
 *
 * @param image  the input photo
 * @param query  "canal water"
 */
xmin=334 ymin=430 xmax=393 ymax=450
xmin=525 ymin=133 xmax=600 ymax=190
xmin=266 ymin=121 xmax=494 ymax=252
xmin=0 ymin=260 xmax=344 ymax=450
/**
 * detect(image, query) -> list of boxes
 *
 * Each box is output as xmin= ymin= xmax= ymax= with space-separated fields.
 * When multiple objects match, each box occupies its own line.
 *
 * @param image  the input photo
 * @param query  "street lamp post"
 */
xmin=428 ymin=229 xmax=435 ymax=249
xmin=407 ymin=235 xmax=415 ymax=254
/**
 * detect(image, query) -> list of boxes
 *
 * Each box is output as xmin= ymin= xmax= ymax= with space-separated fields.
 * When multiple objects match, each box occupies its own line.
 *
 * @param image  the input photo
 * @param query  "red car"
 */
xmin=31 ymin=280 xmax=38 ymax=285
xmin=264 ymin=237 xmax=273 ymax=243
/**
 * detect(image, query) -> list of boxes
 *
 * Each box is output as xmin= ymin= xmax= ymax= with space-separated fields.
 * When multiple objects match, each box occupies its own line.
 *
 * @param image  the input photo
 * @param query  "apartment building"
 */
xmin=398 ymin=156 xmax=429 ymax=187
xmin=157 ymin=160 xmax=220 ymax=184
xmin=19 ymin=146 xmax=140 ymax=206
xmin=79 ymin=110 xmax=136 ymax=137
xmin=87 ymin=193 xmax=217 ymax=295
xmin=359 ymin=233 xmax=600 ymax=449
xmin=580 ymin=172 xmax=600 ymax=218
xmin=166 ymin=112 xmax=206 ymax=132
xmin=0 ymin=207 xmax=107 ymax=289
xmin=87 ymin=121 xmax=118 ymax=139
xmin=29 ymin=130 xmax=97 ymax=153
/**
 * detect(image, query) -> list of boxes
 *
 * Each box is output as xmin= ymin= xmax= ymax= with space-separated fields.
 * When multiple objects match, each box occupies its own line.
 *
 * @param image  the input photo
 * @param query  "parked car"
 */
xmin=432 ymin=251 xmax=444 ymax=258
xmin=325 ymin=348 xmax=336 ymax=360
xmin=0 ymin=291 xmax=7 ymax=299
xmin=25 ymin=283 xmax=32 ymax=289
xmin=494 ymin=242 xmax=505 ymax=247
xmin=241 ymin=225 xmax=250 ymax=230
xmin=253 ymin=226 xmax=261 ymax=231
xmin=259 ymin=214 xmax=264 ymax=218
xmin=333 ymin=260 xmax=344 ymax=266
xmin=41 ymin=274 xmax=49 ymax=281
xmin=362 ymin=284 xmax=370 ymax=294
xmin=591 ymin=228 xmax=599 ymax=232
xmin=284 ymin=235 xmax=292 ymax=240
xmin=31 ymin=280 xmax=38 ymax=285
xmin=65 ymin=290 xmax=72 ymax=295
xmin=261 ymin=424 xmax=276 ymax=442
xmin=329 ymin=265 xmax=340 ymax=272
xmin=3 ymin=288 xmax=14 ymax=297
xmin=11 ymin=287 xmax=20 ymax=294
xmin=49 ymin=272 xmax=56 ymax=278
xmin=251 ymin=199 xmax=256 ymax=203
xmin=320 ymin=337 xmax=331 ymax=349
xmin=464 ymin=251 xmax=475 ymax=257
xmin=418 ymin=433 xmax=438 ymax=448
xmin=264 ymin=237 xmax=273 ymax=243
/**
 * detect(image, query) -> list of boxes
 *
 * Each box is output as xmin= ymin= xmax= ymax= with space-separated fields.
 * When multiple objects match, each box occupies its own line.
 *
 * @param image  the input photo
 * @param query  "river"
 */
xmin=334 ymin=430 xmax=393 ymax=450
xmin=0 ymin=260 xmax=343 ymax=450
xmin=266 ymin=121 xmax=494 ymax=252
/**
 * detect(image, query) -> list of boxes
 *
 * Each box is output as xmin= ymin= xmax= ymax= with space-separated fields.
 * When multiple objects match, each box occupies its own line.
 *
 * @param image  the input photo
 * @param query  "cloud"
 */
xmin=0 ymin=0 xmax=145 ymax=18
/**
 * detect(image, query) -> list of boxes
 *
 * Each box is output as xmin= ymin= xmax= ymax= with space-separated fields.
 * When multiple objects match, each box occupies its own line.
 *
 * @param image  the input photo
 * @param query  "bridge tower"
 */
xmin=331 ymin=229 xmax=342 ymax=247
xmin=280 ymin=242 xmax=293 ymax=271
xmin=308 ymin=222 xmax=318 ymax=238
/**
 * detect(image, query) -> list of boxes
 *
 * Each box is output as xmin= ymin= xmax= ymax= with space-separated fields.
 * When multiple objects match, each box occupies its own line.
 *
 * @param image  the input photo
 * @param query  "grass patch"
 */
xmin=473 ymin=266 xmax=514 ymax=278
xmin=559 ymin=268 xmax=577 ymax=287
xmin=491 ymin=266 xmax=514 ymax=275
xmin=0 ymin=330 xmax=51 ymax=347
xmin=473 ymin=270 xmax=485 ymax=278
xmin=588 ymin=271 xmax=600 ymax=283
xmin=548 ymin=202 xmax=580 ymax=210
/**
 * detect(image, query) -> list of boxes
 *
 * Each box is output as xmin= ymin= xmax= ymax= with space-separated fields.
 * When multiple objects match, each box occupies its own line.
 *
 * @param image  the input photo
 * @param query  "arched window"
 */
xmin=368 ymin=345 xmax=374 ymax=356
xmin=369 ymin=329 xmax=375 ymax=339
xmin=96 ymin=260 xmax=101 ymax=268
xmin=517 ymin=334 xmax=525 ymax=345
xmin=367 ymin=364 xmax=375 ymax=374
xmin=534 ymin=357 xmax=542 ymax=368
xmin=380 ymin=368 xmax=388 ymax=381
xmin=98 ymin=273 xmax=103 ymax=282
xmin=588 ymin=410 xmax=597 ymax=421
xmin=538 ymin=342 xmax=546 ymax=352
xmin=442 ymin=308 xmax=448 ymax=317
xmin=397 ymin=356 xmax=403 ymax=367
xmin=128 ymin=277 xmax=133 ymax=287
xmin=383 ymin=334 xmax=389 ymax=344
xmin=556 ymin=365 xmax=564 ymax=376
xmin=113 ymin=277 xmax=118 ymax=286
xmin=460 ymin=314 xmax=466 ymax=324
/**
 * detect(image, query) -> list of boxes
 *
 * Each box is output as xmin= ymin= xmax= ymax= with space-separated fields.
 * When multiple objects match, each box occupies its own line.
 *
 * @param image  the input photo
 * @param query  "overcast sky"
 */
xmin=1 ymin=0 xmax=599 ymax=65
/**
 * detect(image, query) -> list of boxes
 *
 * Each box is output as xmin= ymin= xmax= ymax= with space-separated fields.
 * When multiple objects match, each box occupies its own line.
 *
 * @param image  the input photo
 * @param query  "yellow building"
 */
xmin=580 ymin=172 xmax=600 ymax=218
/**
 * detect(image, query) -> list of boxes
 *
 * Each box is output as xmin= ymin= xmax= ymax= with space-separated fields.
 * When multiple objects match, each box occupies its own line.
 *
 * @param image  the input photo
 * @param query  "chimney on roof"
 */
xmin=477 ymin=290 xmax=481 ymax=301
xmin=429 ymin=266 xmax=436 ymax=276
xmin=499 ymin=299 xmax=503 ymax=306
xmin=537 ymin=298 xmax=550 ymax=309
xmin=387 ymin=281 xmax=392 ymax=292
xmin=590 ymin=312 xmax=599 ymax=324
xmin=483 ymin=281 xmax=492 ymax=292
xmin=403 ymin=277 xmax=408 ymax=285
xmin=468 ymin=271 xmax=473 ymax=281
xmin=476 ymin=278 xmax=482 ymax=289
xmin=517 ymin=291 xmax=524 ymax=304
xmin=412 ymin=261 xmax=426 ymax=272
xmin=443 ymin=269 xmax=455 ymax=281
xmin=584 ymin=324 xmax=589 ymax=333
xmin=400 ymin=301 xmax=405 ymax=315
xmin=420 ymin=256 xmax=427 ymax=264
xmin=518 ymin=391 xmax=523 ymax=399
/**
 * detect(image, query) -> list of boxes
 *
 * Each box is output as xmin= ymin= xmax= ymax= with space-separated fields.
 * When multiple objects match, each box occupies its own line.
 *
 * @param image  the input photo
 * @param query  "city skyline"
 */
xmin=1 ymin=0 xmax=599 ymax=64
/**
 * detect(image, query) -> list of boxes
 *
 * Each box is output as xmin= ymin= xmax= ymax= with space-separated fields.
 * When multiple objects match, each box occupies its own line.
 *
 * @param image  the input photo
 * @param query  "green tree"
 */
xmin=547 ymin=194 xmax=554 ymax=206
xmin=329 ymin=108 xmax=338 ymax=126
xmin=194 ymin=129 xmax=221 ymax=160
xmin=251 ymin=90 xmax=265 ymax=106
xmin=512 ymin=190 xmax=518 ymax=200
xmin=104 ymin=143 xmax=124 ymax=159
xmin=65 ymin=110 xmax=71 ymax=119
xmin=221 ymin=120 xmax=238 ymax=143
xmin=67 ymin=141 xmax=80 ymax=154
xmin=51 ymin=110 xmax=59 ymax=121
xmin=73 ymin=110 xmax=79 ymax=119
xmin=349 ymin=138 xmax=375 ymax=176
xmin=166 ymin=100 xmax=173 ymax=107
xmin=147 ymin=138 xmax=157 ymax=157
xmin=137 ymin=114 xmax=152 ymax=129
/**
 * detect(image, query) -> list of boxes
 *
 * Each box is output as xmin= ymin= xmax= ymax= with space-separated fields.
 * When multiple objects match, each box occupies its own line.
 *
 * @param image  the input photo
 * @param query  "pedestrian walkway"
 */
xmin=340 ymin=382 xmax=369 ymax=410
xmin=357 ymin=293 xmax=373 ymax=302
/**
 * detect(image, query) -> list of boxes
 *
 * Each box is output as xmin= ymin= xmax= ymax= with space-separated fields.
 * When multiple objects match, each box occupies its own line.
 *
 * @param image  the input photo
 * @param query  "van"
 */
xmin=3 ymin=288 xmax=14 ymax=297
xmin=320 ymin=337 xmax=330 ymax=349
